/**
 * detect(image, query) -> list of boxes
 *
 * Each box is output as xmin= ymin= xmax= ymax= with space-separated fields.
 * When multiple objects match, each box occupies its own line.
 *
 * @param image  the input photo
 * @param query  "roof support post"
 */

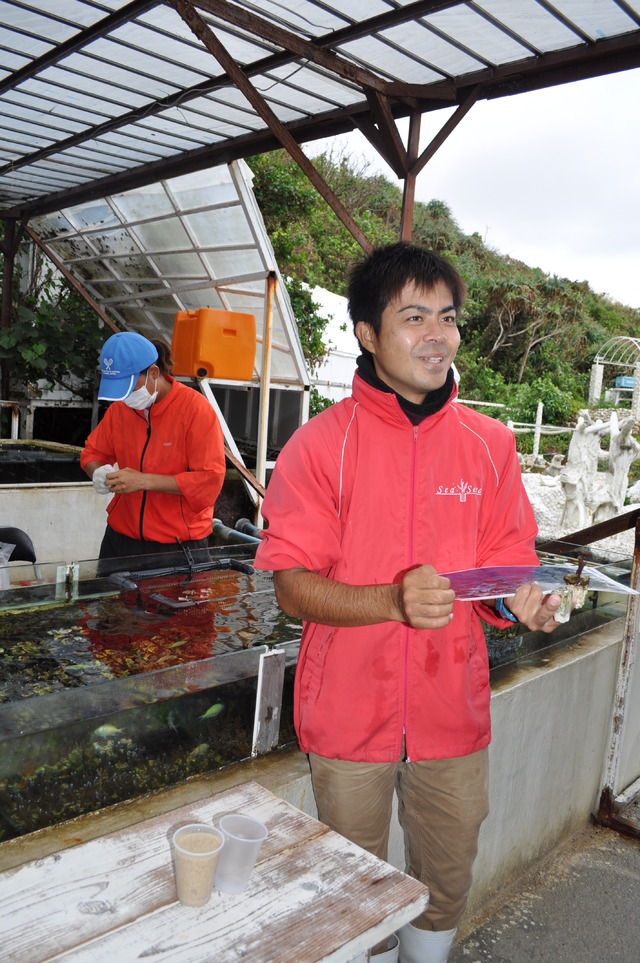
xmin=595 ymin=514 xmax=640 ymax=837
xmin=0 ymin=218 xmax=15 ymax=400
xmin=400 ymin=112 xmax=422 ymax=241
xmin=256 ymin=271 xmax=277 ymax=519
xmin=174 ymin=0 xmax=373 ymax=255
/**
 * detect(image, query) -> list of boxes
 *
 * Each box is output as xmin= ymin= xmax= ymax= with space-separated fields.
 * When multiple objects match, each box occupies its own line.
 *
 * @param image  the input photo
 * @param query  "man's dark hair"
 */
xmin=347 ymin=242 xmax=467 ymax=338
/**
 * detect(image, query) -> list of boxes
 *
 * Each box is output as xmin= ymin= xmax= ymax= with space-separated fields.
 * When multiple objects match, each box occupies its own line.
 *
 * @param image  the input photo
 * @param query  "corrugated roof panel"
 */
xmin=253 ymin=69 xmax=345 ymax=113
xmin=0 ymin=23 xmax=51 ymax=58
xmin=3 ymin=95 xmax=108 ymax=134
xmin=6 ymin=78 xmax=134 ymax=118
xmin=33 ymin=60 xmax=150 ymax=108
xmin=23 ymin=0 xmax=127 ymax=24
xmin=338 ymin=34 xmax=447 ymax=84
xmin=244 ymin=0 xmax=351 ymax=35
xmin=259 ymin=65 xmax=363 ymax=107
xmin=425 ymin=6 xmax=533 ymax=65
xmin=1 ymin=0 xmax=639 ymax=255
xmin=476 ymin=0 xmax=581 ymax=52
xmin=29 ymin=162 xmax=309 ymax=387
xmin=0 ymin=49 xmax=32 ymax=74
xmin=87 ymin=34 xmax=207 ymax=89
xmin=0 ymin=4 xmax=78 ymax=43
xmin=202 ymin=19 xmax=280 ymax=65
xmin=56 ymin=57 xmax=179 ymax=105
xmin=104 ymin=121 xmax=209 ymax=153
xmin=60 ymin=142 xmax=160 ymax=167
xmin=0 ymin=111 xmax=72 ymax=143
xmin=381 ymin=20 xmax=487 ymax=76
xmin=551 ymin=0 xmax=639 ymax=40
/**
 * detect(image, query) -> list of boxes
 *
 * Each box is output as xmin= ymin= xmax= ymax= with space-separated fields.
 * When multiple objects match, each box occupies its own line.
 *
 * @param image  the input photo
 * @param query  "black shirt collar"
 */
xmin=355 ymin=352 xmax=455 ymax=424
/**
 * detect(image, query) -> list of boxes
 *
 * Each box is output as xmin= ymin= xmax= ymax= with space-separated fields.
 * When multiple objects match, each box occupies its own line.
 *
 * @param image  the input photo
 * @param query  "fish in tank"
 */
xmin=0 ymin=559 xmax=302 ymax=841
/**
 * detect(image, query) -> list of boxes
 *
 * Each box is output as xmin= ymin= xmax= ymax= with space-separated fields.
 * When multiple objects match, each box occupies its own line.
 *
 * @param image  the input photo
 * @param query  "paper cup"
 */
xmin=172 ymin=823 xmax=224 ymax=907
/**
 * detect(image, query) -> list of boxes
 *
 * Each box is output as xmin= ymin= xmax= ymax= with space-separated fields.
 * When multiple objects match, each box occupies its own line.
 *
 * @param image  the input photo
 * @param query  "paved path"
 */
xmin=450 ymin=821 xmax=640 ymax=962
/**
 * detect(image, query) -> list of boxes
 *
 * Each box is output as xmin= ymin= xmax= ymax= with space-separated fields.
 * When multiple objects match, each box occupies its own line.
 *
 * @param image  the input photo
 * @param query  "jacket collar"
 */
xmin=352 ymin=354 xmax=457 ymax=426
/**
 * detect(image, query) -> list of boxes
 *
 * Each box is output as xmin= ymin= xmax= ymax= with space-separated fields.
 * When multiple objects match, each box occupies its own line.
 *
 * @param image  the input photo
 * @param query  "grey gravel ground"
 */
xmin=450 ymin=819 xmax=640 ymax=963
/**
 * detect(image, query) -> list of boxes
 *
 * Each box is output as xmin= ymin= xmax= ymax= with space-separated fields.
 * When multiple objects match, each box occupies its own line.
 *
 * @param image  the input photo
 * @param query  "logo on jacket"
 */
xmin=436 ymin=479 xmax=482 ymax=502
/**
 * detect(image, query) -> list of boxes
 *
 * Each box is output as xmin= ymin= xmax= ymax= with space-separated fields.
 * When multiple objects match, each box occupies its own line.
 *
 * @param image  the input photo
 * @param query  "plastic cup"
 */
xmin=213 ymin=813 xmax=268 ymax=894
xmin=172 ymin=823 xmax=225 ymax=907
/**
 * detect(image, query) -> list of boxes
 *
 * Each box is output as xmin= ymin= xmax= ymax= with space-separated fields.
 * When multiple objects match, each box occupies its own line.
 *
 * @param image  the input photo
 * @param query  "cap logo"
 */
xmin=102 ymin=357 xmax=121 ymax=376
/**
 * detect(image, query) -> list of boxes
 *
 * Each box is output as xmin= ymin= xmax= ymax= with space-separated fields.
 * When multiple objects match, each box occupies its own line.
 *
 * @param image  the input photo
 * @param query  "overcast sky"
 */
xmin=309 ymin=66 xmax=640 ymax=310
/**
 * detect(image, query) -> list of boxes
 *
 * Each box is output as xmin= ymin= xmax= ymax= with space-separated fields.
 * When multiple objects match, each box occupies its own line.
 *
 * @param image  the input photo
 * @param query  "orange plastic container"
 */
xmin=171 ymin=308 xmax=257 ymax=381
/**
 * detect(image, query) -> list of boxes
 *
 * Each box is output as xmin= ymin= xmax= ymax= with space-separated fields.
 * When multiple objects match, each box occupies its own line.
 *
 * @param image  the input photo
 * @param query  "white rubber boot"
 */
xmin=371 ymin=933 xmax=399 ymax=962
xmin=397 ymin=923 xmax=456 ymax=963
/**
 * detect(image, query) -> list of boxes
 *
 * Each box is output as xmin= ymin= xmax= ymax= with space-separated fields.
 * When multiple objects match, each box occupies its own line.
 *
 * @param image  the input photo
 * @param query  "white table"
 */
xmin=0 ymin=780 xmax=429 ymax=962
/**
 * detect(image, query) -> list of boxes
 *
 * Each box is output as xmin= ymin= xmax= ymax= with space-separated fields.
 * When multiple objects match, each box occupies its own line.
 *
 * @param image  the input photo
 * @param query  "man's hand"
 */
xmin=103 ymin=468 xmax=181 ymax=496
xmin=104 ymin=467 xmax=145 ymax=494
xmin=397 ymin=564 xmax=455 ymax=629
xmin=504 ymin=582 xmax=563 ymax=633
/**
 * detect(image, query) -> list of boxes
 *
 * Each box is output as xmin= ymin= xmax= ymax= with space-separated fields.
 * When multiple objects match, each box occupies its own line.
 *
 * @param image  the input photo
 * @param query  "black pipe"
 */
xmin=211 ymin=518 xmax=261 ymax=545
xmin=235 ymin=517 xmax=262 ymax=539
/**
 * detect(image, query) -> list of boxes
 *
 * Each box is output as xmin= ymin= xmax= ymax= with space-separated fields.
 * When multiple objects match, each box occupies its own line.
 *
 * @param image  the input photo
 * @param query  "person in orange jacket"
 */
xmin=82 ymin=331 xmax=225 ymax=575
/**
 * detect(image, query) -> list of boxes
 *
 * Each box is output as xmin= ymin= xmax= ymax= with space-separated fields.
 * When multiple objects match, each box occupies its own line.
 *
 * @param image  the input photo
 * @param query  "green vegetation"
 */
xmin=2 ymin=149 xmax=639 ymax=445
xmin=0 ymin=224 xmax=105 ymax=402
xmin=248 ymin=149 xmax=640 ymax=441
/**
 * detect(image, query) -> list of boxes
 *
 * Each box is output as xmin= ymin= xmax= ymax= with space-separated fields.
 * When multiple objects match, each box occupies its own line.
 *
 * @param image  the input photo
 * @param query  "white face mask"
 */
xmin=124 ymin=371 xmax=158 ymax=410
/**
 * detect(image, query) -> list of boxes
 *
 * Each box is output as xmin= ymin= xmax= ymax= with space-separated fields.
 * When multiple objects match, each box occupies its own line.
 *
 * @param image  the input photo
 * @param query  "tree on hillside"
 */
xmin=471 ymin=270 xmax=587 ymax=384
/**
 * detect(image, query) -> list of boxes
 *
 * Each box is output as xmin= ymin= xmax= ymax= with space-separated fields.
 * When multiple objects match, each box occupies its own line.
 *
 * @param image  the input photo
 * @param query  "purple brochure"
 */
xmin=440 ymin=564 xmax=637 ymax=601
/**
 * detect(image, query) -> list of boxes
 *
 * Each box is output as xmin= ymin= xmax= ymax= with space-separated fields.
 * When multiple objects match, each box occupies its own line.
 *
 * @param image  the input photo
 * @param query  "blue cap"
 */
xmin=98 ymin=332 xmax=158 ymax=401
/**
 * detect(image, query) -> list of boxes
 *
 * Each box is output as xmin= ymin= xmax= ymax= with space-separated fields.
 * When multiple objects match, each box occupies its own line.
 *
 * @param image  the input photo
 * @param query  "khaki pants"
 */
xmin=309 ymin=748 xmax=489 ymax=931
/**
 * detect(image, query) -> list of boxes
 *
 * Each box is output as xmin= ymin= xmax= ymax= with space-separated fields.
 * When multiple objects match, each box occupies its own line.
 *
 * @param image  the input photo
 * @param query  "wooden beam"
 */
xmin=174 ymin=0 xmax=373 ymax=255
xmin=400 ymin=113 xmax=421 ymax=241
xmin=351 ymin=115 xmax=402 ymax=175
xmin=6 ymin=31 xmax=640 ymax=222
xmin=411 ymin=86 xmax=480 ymax=176
xmin=365 ymin=92 xmax=409 ymax=179
xmin=194 ymin=0 xmax=390 ymax=95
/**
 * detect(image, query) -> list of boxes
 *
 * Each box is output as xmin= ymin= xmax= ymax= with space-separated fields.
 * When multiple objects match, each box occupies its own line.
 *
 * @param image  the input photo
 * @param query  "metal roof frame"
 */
xmin=1 ymin=1 xmax=639 ymax=225
xmin=1 ymin=0 xmax=640 ymax=495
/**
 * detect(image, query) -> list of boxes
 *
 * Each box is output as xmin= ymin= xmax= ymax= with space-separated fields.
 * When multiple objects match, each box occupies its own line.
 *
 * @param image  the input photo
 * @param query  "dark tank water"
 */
xmin=0 ymin=441 xmax=86 ymax=484
xmin=0 ymin=554 xmax=301 ymax=841
xmin=0 ymin=546 xmax=630 ymax=842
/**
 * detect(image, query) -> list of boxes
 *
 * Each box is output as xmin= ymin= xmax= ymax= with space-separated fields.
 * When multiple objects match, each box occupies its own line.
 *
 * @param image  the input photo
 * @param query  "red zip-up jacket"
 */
xmin=81 ymin=378 xmax=225 ymax=544
xmin=255 ymin=373 xmax=539 ymax=762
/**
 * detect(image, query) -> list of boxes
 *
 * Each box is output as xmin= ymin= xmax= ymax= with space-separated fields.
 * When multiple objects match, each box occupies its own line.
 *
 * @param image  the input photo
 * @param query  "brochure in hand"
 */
xmin=440 ymin=564 xmax=637 ymax=601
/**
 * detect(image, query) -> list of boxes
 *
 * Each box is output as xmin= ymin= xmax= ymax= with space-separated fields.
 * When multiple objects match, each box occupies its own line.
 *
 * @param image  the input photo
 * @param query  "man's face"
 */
xmin=356 ymin=279 xmax=460 ymax=404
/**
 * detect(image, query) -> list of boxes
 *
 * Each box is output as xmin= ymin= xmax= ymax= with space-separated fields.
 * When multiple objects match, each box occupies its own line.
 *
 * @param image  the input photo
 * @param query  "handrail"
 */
xmin=538 ymin=507 xmax=640 ymax=555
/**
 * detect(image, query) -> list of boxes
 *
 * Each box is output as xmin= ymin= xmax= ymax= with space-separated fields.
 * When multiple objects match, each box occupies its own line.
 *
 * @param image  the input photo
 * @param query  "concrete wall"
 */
xmin=469 ymin=620 xmax=623 ymax=918
xmin=0 ymin=483 xmax=107 ymax=569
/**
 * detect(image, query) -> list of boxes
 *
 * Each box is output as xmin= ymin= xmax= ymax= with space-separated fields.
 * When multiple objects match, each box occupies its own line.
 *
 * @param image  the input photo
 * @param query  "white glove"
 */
xmin=92 ymin=464 xmax=115 ymax=494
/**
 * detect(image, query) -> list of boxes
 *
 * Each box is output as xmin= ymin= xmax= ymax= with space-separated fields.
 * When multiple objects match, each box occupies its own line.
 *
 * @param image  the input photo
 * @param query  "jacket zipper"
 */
xmin=138 ymin=412 xmax=152 ymax=540
xmin=403 ymin=424 xmax=419 ymax=762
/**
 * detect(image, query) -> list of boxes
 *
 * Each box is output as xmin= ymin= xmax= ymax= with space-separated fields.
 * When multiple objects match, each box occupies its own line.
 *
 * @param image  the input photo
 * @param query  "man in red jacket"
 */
xmin=82 ymin=331 xmax=225 ymax=575
xmin=254 ymin=243 xmax=563 ymax=963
